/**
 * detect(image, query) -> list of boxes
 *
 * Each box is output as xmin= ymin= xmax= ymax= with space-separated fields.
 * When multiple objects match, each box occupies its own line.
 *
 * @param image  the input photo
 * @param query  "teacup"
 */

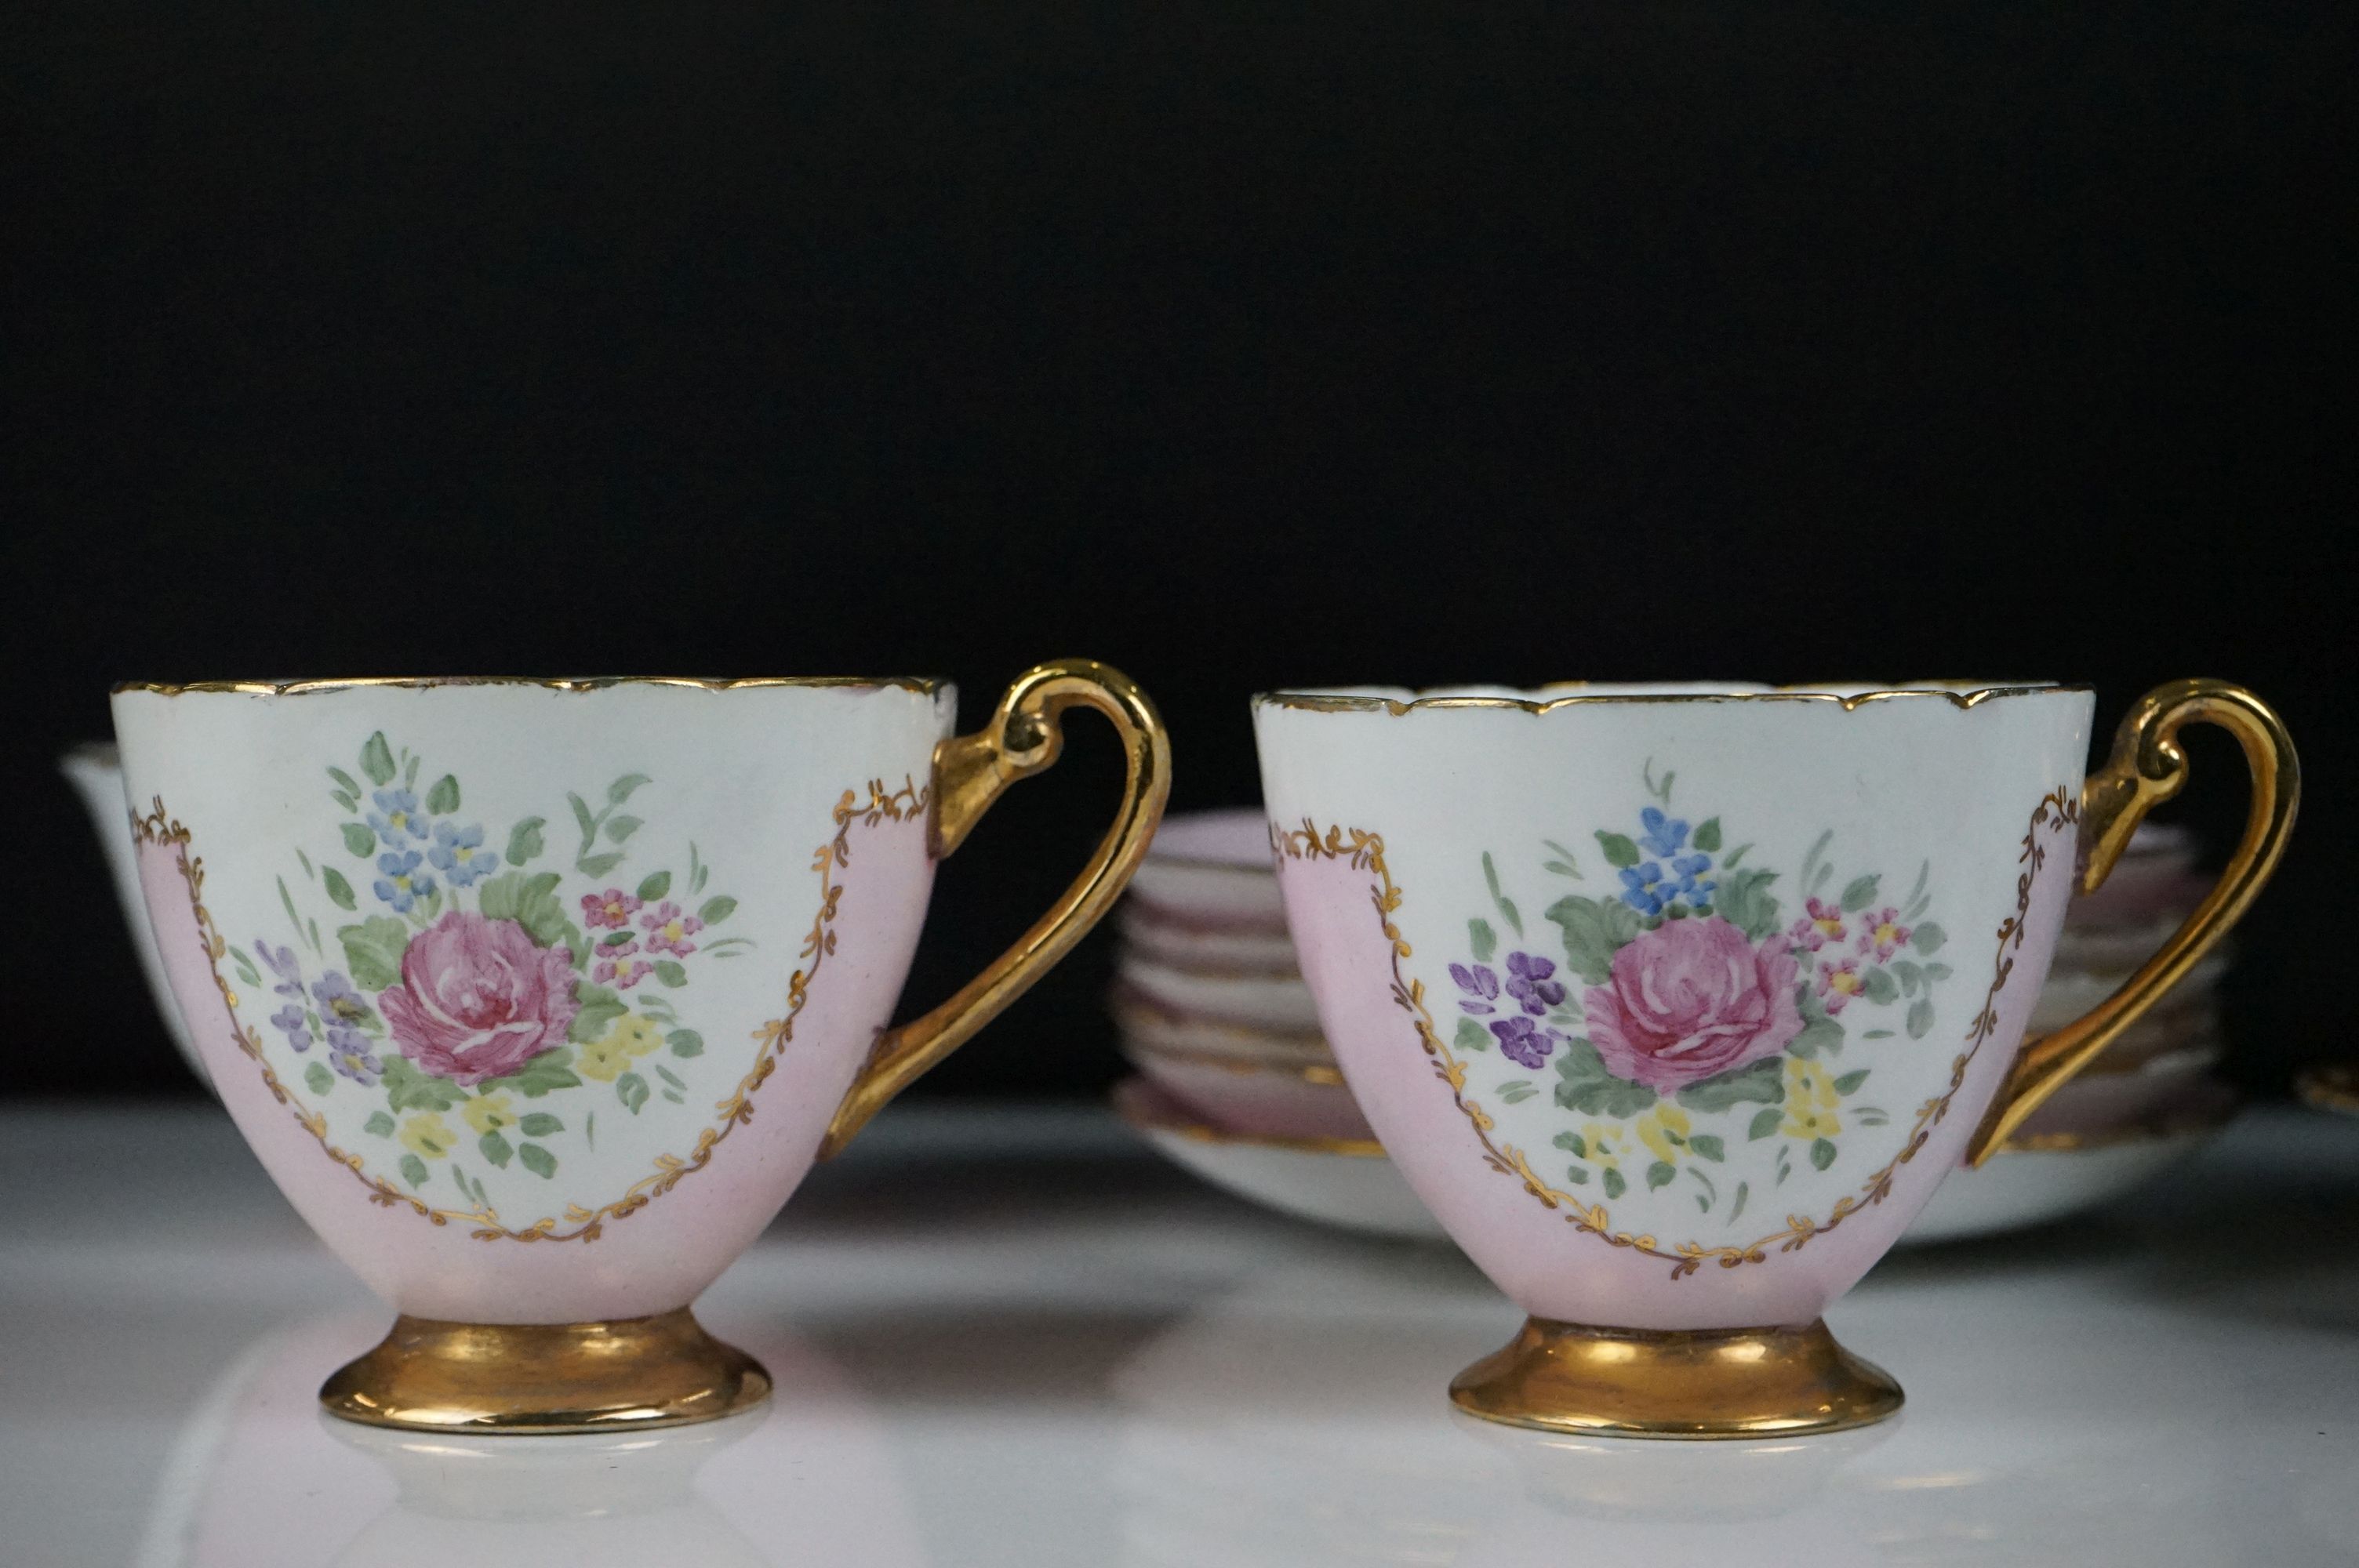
xmin=1253 ymin=679 xmax=2295 ymax=1436
xmin=110 ymin=662 xmax=1169 ymax=1433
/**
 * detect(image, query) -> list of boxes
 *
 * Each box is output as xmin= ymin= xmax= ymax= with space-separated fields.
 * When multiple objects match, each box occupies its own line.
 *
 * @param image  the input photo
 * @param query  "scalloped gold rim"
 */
xmin=112 ymin=675 xmax=951 ymax=698
xmin=1252 ymin=681 xmax=2090 ymax=717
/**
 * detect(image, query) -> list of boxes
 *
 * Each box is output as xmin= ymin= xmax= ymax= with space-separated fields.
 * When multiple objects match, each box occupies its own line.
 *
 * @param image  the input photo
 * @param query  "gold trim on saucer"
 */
xmin=1997 ymin=1094 xmax=2238 ymax=1153
xmin=1448 ymin=1318 xmax=1903 ymax=1439
xmin=1112 ymin=1077 xmax=1384 ymax=1156
xmin=1253 ymin=681 xmax=2087 ymax=717
xmin=1119 ymin=949 xmax=1304 ymax=981
xmin=114 ymin=675 xmax=948 ymax=698
xmin=1109 ymin=985 xmax=1331 ymax=1048
xmin=319 ymin=1308 xmax=771 ymax=1433
xmin=2296 ymin=1065 xmax=2359 ymax=1116
xmin=1122 ymin=1037 xmax=1346 ymax=1084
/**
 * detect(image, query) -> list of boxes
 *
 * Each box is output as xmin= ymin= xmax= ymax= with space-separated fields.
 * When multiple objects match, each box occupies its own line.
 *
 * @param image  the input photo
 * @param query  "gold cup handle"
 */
xmin=1966 ymin=679 xmax=2299 ymax=1165
xmin=820 ymin=659 xmax=1172 ymax=1156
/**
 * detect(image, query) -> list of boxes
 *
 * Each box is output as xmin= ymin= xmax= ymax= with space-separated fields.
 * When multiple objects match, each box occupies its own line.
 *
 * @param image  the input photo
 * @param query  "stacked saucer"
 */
xmin=1111 ymin=811 xmax=1447 ymax=1238
xmin=1113 ymin=810 xmax=1373 ymax=1144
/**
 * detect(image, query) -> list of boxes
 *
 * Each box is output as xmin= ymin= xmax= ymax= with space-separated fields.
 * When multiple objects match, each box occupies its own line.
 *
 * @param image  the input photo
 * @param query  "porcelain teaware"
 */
xmin=109 ymin=664 xmax=1169 ymax=1433
xmin=60 ymin=742 xmax=212 ymax=1088
xmin=1253 ymin=679 xmax=2295 ymax=1436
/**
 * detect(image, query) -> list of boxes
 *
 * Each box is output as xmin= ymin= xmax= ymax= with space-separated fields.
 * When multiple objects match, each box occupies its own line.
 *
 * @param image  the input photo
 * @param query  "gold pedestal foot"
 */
xmin=320 ymin=1308 xmax=772 ymax=1434
xmin=1449 ymin=1317 xmax=1902 ymax=1439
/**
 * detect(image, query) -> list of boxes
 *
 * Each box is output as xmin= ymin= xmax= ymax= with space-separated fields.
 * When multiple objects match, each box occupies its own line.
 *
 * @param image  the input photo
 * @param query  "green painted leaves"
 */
xmin=569 ymin=983 xmax=627 ymax=1044
xmin=322 ymin=869 xmax=357 ymax=911
xmin=1553 ymin=1040 xmax=1657 ymax=1118
xmin=653 ymin=960 xmax=688 ymax=989
xmin=697 ymin=896 xmax=736 ymax=926
xmin=1716 ymin=869 xmax=1782 ymax=942
xmin=638 ymin=869 xmax=671 ymax=903
xmin=340 ymin=822 xmax=376 ymax=858
xmin=518 ymin=1143 xmax=558 ymax=1179
xmin=478 ymin=1131 xmax=514 ymax=1168
xmin=563 ymin=774 xmax=654 ymax=880
xmin=1481 ymin=852 xmax=1522 ymax=936
xmin=399 ymin=1153 xmax=430 ymax=1189
xmin=506 ymin=817 xmax=547 ymax=866
xmin=1786 ymin=985 xmax=1845 ymax=1058
xmin=666 ymin=1029 xmax=703 ymax=1058
xmin=426 ymin=774 xmax=461 ymax=814
xmin=382 ymin=1057 xmax=464 ymax=1112
xmin=1748 ymin=1107 xmax=1784 ymax=1141
xmin=518 ymin=1112 xmax=562 ymax=1137
xmin=478 ymin=870 xmax=576 ymax=955
xmin=360 ymin=732 xmax=396 ymax=787
xmin=1467 ymin=918 xmax=1497 ymax=963
xmin=1456 ymin=1016 xmax=1490 ymax=1053
xmin=1674 ymin=1056 xmax=1784 ymax=1112
xmin=338 ymin=916 xmax=412 ymax=991
xmin=616 ymin=1072 xmax=650 ymax=1114
xmin=481 ymin=1047 xmax=582 ymax=1099
xmin=304 ymin=1062 xmax=333 ymax=1096
xmin=1544 ymin=894 xmax=1641 ymax=987
xmin=1685 ymin=1134 xmax=1726 ymax=1163
xmin=1692 ymin=817 xmax=1722 ymax=853
xmin=363 ymin=1111 xmax=397 ymax=1138
xmin=1912 ymin=922 xmax=1946 ymax=956
xmin=1810 ymin=1137 xmax=1837 ymax=1171
xmin=1862 ymin=966 xmax=1899 ymax=1005
xmin=1840 ymin=873 xmax=1881 ymax=913
xmin=1595 ymin=831 xmax=1640 ymax=869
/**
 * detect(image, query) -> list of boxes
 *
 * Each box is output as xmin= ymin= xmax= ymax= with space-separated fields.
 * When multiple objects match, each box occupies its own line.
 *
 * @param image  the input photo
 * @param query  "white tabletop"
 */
xmin=1 ymin=1102 xmax=2352 ymax=1566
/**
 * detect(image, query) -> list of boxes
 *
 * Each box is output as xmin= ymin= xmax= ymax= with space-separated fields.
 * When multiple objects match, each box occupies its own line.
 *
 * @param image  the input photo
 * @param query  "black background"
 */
xmin=5 ymin=1 xmax=2350 ymax=1102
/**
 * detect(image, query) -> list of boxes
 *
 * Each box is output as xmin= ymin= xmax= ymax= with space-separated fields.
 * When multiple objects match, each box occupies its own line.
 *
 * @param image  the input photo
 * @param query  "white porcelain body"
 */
xmin=60 ymin=743 xmax=213 ymax=1088
xmin=111 ymin=679 xmax=957 ymax=1324
xmin=1255 ymin=684 xmax=2094 ymax=1330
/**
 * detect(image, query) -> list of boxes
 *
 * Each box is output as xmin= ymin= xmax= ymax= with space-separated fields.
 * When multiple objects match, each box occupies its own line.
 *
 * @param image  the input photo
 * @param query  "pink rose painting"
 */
xmin=380 ymin=911 xmax=581 ymax=1087
xmin=1583 ymin=916 xmax=1804 ymax=1092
